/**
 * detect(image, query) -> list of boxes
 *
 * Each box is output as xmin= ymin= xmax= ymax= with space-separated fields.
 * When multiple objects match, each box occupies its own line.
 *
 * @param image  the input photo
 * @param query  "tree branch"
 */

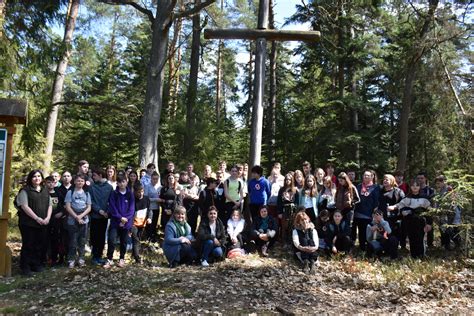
xmin=98 ymin=0 xmax=155 ymax=23
xmin=53 ymin=101 xmax=142 ymax=115
xmin=174 ymin=0 xmax=216 ymax=19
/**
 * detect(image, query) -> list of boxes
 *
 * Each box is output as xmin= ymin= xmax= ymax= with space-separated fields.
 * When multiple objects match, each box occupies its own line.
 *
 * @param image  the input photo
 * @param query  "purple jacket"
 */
xmin=108 ymin=187 xmax=135 ymax=230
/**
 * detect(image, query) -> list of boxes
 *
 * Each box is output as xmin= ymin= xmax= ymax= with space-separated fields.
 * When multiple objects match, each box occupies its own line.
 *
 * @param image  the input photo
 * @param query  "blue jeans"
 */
xmin=68 ymin=222 xmax=87 ymax=261
xmin=201 ymin=239 xmax=223 ymax=261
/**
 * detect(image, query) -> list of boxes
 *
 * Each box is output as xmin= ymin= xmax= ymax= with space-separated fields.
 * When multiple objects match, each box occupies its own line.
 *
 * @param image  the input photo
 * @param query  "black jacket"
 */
xmin=197 ymin=218 xmax=227 ymax=250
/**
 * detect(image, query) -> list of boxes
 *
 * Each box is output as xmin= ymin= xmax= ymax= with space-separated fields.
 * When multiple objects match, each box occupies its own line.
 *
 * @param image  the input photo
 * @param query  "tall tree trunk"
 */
xmin=397 ymin=0 xmax=439 ymax=172
xmin=349 ymin=24 xmax=360 ymax=167
xmin=43 ymin=0 xmax=79 ymax=174
xmin=268 ymin=0 xmax=277 ymax=163
xmin=397 ymin=64 xmax=416 ymax=172
xmin=389 ymin=100 xmax=395 ymax=156
xmin=336 ymin=0 xmax=344 ymax=99
xmin=350 ymin=76 xmax=360 ymax=166
xmin=167 ymin=17 xmax=182 ymax=119
xmin=0 ymin=0 xmax=6 ymax=38
xmin=183 ymin=0 xmax=201 ymax=158
xmin=139 ymin=0 xmax=175 ymax=168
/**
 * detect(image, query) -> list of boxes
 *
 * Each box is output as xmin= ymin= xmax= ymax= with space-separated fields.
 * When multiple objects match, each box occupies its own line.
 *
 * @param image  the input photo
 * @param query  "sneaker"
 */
xmin=309 ymin=260 xmax=316 ymax=274
xmin=303 ymin=259 xmax=310 ymax=274
xmin=68 ymin=261 xmax=75 ymax=269
xmin=103 ymin=259 xmax=114 ymax=269
xmin=135 ymin=257 xmax=143 ymax=264
xmin=78 ymin=259 xmax=86 ymax=267
xmin=91 ymin=258 xmax=101 ymax=266
xmin=261 ymin=245 xmax=269 ymax=257
xmin=201 ymin=259 xmax=209 ymax=267
xmin=118 ymin=259 xmax=126 ymax=268
xmin=85 ymin=245 xmax=92 ymax=253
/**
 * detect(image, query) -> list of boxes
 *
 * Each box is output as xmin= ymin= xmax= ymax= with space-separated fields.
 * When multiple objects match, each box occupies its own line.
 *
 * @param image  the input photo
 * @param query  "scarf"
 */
xmin=260 ymin=216 xmax=270 ymax=231
xmin=361 ymin=182 xmax=373 ymax=196
xmin=173 ymin=219 xmax=188 ymax=237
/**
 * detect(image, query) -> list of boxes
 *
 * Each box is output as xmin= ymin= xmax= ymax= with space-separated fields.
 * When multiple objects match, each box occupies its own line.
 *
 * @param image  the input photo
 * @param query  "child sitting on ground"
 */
xmin=366 ymin=209 xmax=398 ymax=259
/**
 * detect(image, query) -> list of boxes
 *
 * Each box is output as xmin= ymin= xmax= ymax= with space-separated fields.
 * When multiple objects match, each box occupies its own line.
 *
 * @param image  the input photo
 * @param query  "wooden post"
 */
xmin=249 ymin=0 xmax=269 ymax=169
xmin=0 ymin=99 xmax=27 ymax=277
xmin=203 ymin=1 xmax=320 ymax=171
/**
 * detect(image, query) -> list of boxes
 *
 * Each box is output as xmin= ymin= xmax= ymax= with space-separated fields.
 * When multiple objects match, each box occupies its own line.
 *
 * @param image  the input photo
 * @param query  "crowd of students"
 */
xmin=14 ymin=159 xmax=462 ymax=276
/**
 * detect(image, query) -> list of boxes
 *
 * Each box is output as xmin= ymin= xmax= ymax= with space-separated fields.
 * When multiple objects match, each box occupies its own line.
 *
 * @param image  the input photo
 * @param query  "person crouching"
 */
xmin=251 ymin=206 xmax=278 ymax=257
xmin=292 ymin=211 xmax=319 ymax=274
xmin=197 ymin=206 xmax=226 ymax=267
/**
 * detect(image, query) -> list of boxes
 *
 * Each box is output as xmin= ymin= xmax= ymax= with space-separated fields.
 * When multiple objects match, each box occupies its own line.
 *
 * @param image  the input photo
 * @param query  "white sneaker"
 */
xmin=78 ymin=259 xmax=86 ymax=267
xmin=68 ymin=261 xmax=75 ymax=269
xmin=103 ymin=259 xmax=114 ymax=269
xmin=201 ymin=259 xmax=209 ymax=267
xmin=85 ymin=245 xmax=92 ymax=253
xmin=118 ymin=259 xmax=126 ymax=268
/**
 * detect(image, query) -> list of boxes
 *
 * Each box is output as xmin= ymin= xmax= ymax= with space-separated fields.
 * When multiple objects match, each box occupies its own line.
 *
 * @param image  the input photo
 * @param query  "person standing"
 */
xmin=223 ymin=166 xmax=244 ymax=224
xmin=16 ymin=170 xmax=52 ymax=276
xmin=247 ymin=165 xmax=271 ymax=222
xmin=267 ymin=162 xmax=285 ymax=220
xmin=140 ymin=163 xmax=156 ymax=187
xmin=104 ymin=176 xmax=135 ymax=268
xmin=89 ymin=169 xmax=113 ymax=265
xmin=144 ymin=172 xmax=161 ymax=241
xmin=352 ymin=170 xmax=379 ymax=251
xmin=64 ymin=174 xmax=92 ymax=268
xmin=387 ymin=179 xmax=432 ymax=259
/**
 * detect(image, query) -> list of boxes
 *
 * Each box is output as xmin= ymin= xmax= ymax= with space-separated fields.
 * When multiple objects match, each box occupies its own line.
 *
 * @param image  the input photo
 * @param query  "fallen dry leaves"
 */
xmin=0 ymin=241 xmax=472 ymax=314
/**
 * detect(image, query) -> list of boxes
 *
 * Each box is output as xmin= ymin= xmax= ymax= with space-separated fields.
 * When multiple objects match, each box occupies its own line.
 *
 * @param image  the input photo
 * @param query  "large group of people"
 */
xmin=15 ymin=159 xmax=462 ymax=276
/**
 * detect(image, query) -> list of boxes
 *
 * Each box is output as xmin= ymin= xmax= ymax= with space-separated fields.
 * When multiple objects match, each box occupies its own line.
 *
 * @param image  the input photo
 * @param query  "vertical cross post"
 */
xmin=249 ymin=0 xmax=270 ymax=168
xmin=204 ymin=2 xmax=320 ymax=169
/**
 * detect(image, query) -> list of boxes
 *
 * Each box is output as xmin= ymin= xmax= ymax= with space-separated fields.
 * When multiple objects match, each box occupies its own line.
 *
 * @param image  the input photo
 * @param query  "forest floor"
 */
xmin=1 ymin=239 xmax=473 ymax=314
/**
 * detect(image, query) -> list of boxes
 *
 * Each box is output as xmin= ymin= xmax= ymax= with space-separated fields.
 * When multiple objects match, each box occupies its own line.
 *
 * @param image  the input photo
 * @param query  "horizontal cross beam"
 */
xmin=204 ymin=28 xmax=320 ymax=42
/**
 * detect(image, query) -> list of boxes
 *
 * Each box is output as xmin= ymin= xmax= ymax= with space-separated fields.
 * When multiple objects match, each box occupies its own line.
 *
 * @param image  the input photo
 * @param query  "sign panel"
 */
xmin=0 ymin=129 xmax=6 ymax=216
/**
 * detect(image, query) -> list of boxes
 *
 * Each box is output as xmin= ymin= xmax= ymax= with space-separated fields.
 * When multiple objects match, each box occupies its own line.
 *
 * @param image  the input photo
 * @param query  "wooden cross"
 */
xmin=204 ymin=0 xmax=320 ymax=167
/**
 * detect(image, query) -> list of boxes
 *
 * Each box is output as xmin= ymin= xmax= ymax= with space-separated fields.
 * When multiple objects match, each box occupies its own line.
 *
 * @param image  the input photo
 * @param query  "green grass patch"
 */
xmin=0 ymin=306 xmax=21 ymax=314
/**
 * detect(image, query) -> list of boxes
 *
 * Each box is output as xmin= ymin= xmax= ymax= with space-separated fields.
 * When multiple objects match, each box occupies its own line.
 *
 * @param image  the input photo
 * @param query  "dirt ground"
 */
xmin=0 ymin=241 xmax=473 ymax=314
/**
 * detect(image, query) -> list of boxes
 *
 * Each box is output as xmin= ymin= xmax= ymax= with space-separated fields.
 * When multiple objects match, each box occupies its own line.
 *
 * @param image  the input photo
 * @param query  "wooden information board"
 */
xmin=0 ymin=129 xmax=6 ymax=216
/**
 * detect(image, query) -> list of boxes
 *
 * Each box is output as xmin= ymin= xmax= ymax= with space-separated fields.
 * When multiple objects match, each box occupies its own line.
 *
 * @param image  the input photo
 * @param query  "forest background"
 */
xmin=0 ymin=0 xmax=472 ymax=180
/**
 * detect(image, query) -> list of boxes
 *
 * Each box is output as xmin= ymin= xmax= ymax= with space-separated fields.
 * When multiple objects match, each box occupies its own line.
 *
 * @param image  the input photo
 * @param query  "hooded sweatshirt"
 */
xmin=89 ymin=179 xmax=113 ymax=219
xmin=108 ymin=186 xmax=135 ymax=230
xmin=248 ymin=176 xmax=271 ymax=205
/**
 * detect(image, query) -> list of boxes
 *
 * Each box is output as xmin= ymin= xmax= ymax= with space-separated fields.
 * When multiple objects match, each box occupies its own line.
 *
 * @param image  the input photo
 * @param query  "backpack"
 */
xmin=226 ymin=178 xmax=242 ymax=196
xmin=13 ymin=188 xmax=24 ymax=215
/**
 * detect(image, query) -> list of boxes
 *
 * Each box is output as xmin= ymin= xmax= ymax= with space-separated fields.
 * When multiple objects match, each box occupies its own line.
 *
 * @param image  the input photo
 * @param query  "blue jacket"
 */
xmin=163 ymin=220 xmax=194 ymax=264
xmin=354 ymin=184 xmax=380 ymax=219
xmin=89 ymin=180 xmax=113 ymax=219
xmin=248 ymin=177 xmax=271 ymax=205
xmin=108 ymin=187 xmax=135 ymax=230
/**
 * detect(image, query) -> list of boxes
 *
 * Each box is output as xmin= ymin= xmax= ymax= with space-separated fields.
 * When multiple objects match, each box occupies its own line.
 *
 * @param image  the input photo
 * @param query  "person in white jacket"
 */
xmin=227 ymin=210 xmax=245 ymax=249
